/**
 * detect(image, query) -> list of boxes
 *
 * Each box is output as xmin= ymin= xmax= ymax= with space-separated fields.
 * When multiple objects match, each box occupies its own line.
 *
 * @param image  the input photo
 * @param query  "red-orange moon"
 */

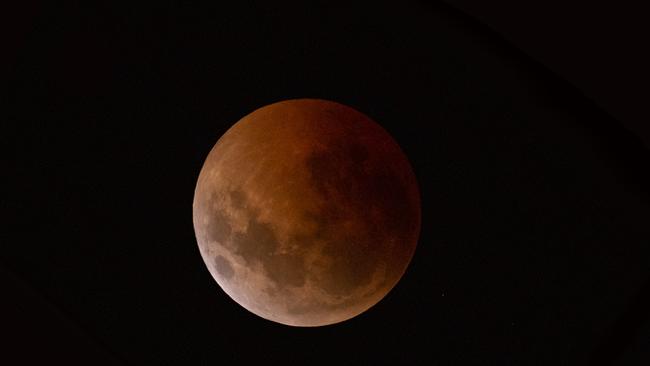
xmin=193 ymin=99 xmax=420 ymax=326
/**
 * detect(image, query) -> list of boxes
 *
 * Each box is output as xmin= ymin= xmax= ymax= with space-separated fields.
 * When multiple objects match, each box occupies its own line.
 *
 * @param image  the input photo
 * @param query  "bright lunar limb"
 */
xmin=192 ymin=99 xmax=420 ymax=326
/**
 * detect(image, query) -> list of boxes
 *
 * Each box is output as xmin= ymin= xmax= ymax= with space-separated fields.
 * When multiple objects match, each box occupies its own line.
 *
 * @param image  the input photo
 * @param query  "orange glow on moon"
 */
xmin=193 ymin=99 xmax=420 ymax=326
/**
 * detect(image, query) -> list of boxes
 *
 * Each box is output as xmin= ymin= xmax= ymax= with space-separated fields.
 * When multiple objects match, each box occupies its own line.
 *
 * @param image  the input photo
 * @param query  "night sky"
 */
xmin=5 ymin=1 xmax=649 ymax=365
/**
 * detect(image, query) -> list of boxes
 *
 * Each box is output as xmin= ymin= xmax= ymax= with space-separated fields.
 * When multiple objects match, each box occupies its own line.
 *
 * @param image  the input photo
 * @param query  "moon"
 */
xmin=192 ymin=99 xmax=420 ymax=326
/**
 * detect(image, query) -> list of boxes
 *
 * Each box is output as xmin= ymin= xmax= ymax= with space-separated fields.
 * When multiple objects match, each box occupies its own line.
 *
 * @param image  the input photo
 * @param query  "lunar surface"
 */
xmin=192 ymin=99 xmax=420 ymax=326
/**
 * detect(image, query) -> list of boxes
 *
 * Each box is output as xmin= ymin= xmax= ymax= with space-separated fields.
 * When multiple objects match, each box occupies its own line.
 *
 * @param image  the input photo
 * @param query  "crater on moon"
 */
xmin=193 ymin=98 xmax=420 ymax=327
xmin=213 ymin=255 xmax=234 ymax=280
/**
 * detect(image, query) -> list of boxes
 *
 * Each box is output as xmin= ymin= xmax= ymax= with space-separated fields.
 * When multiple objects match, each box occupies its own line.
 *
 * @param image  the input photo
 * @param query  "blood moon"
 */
xmin=192 ymin=99 xmax=420 ymax=326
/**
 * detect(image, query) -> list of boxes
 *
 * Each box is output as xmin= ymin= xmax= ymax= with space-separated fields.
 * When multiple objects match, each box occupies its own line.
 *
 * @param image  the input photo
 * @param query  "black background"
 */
xmin=4 ymin=1 xmax=649 ymax=364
